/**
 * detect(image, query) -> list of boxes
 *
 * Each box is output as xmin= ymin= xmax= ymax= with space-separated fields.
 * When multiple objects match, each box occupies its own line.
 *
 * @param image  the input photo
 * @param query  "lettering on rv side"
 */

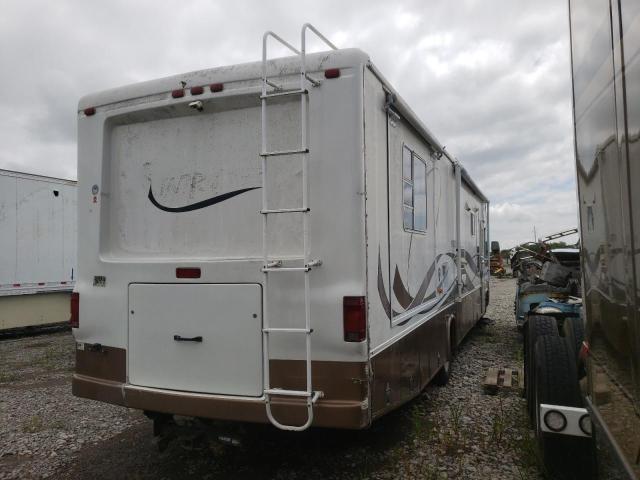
xmin=159 ymin=172 xmax=207 ymax=199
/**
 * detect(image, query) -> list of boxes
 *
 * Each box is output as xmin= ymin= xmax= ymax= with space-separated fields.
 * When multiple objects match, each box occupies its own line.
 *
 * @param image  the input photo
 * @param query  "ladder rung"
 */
xmin=260 ymin=148 xmax=309 ymax=157
xmin=265 ymin=389 xmax=312 ymax=397
xmin=263 ymin=327 xmax=313 ymax=334
xmin=261 ymin=207 xmax=309 ymax=214
xmin=262 ymin=266 xmax=311 ymax=272
xmin=261 ymin=89 xmax=308 ymax=99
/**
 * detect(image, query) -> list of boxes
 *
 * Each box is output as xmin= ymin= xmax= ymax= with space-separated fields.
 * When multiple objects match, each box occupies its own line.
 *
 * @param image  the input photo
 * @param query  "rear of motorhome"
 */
xmin=72 ymin=25 xmax=489 ymax=431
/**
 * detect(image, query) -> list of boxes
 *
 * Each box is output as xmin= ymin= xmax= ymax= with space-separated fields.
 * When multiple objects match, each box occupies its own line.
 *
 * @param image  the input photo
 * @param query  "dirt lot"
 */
xmin=0 ymin=277 xmax=542 ymax=479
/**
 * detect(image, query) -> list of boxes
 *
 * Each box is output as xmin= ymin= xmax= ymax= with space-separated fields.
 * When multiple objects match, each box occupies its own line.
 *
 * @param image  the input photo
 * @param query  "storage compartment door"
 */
xmin=128 ymin=283 xmax=262 ymax=396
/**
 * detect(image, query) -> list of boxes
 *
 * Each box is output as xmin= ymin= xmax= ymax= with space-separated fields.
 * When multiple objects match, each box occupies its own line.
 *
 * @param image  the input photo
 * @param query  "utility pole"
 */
xmin=533 ymin=225 xmax=537 ymax=242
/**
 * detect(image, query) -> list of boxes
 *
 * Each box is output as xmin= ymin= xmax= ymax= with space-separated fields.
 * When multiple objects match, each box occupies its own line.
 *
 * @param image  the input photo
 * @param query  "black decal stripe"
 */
xmin=393 ymin=266 xmax=414 ymax=309
xmin=148 ymin=186 xmax=260 ymax=213
xmin=377 ymin=249 xmax=392 ymax=319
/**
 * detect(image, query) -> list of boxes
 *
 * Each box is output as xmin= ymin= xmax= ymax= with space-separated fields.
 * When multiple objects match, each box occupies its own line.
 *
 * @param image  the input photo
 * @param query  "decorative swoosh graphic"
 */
xmin=393 ymin=266 xmax=414 ymax=309
xmin=378 ymin=249 xmax=459 ymax=321
xmin=148 ymin=186 xmax=260 ymax=213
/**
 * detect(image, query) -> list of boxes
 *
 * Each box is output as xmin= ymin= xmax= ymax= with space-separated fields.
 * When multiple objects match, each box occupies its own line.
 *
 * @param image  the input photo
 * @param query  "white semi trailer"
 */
xmin=72 ymin=25 xmax=489 ymax=432
xmin=0 ymin=169 xmax=77 ymax=331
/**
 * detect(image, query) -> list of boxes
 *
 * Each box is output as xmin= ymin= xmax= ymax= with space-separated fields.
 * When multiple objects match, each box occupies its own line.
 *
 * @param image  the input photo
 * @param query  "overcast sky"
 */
xmin=0 ymin=0 xmax=579 ymax=248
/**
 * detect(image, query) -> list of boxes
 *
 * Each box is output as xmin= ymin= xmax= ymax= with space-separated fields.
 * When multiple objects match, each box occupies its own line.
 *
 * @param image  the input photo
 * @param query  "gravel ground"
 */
xmin=0 ymin=276 xmax=542 ymax=479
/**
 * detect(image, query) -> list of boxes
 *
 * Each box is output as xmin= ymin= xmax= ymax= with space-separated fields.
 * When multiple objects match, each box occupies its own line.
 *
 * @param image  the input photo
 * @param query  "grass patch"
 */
xmin=0 ymin=371 xmax=21 ymax=383
xmin=21 ymin=415 xmax=45 ymax=433
xmin=489 ymin=398 xmax=508 ymax=446
xmin=31 ymin=346 xmax=70 ymax=370
xmin=21 ymin=415 xmax=68 ymax=434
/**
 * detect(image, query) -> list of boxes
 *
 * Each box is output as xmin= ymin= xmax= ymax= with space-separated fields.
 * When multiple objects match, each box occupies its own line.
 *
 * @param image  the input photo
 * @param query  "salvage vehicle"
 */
xmin=0 ymin=169 xmax=76 ymax=333
xmin=514 ymin=240 xmax=581 ymax=330
xmin=71 ymin=24 xmax=490 ymax=433
xmin=489 ymin=241 xmax=505 ymax=277
xmin=524 ymin=1 xmax=640 ymax=478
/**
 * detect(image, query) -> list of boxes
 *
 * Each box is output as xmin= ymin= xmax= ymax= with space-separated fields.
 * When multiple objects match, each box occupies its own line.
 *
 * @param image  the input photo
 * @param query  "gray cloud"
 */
xmin=0 ymin=0 xmax=578 ymax=247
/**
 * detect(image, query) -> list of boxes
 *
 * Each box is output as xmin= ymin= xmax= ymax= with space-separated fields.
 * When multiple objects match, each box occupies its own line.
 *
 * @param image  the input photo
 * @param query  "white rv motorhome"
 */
xmin=73 ymin=25 xmax=489 ymax=431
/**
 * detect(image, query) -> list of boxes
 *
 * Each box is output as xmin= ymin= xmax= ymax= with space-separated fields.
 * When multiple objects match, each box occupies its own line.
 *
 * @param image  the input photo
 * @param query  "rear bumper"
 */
xmin=72 ymin=345 xmax=370 ymax=429
xmin=72 ymin=374 xmax=368 ymax=429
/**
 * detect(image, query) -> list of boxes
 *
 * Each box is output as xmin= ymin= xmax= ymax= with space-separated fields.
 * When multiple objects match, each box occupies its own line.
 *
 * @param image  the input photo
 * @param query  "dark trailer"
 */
xmin=570 ymin=0 xmax=640 ymax=477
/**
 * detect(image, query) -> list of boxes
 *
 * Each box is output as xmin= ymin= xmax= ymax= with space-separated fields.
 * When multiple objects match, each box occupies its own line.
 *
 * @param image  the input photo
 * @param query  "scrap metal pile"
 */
xmin=512 ymin=229 xmax=581 ymax=329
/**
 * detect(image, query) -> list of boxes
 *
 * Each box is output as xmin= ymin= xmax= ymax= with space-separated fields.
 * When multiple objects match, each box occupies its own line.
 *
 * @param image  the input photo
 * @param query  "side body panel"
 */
xmin=0 ymin=170 xmax=76 ymax=300
xmin=569 ymin=0 xmax=640 ymax=476
xmin=363 ymin=67 xmax=487 ymax=418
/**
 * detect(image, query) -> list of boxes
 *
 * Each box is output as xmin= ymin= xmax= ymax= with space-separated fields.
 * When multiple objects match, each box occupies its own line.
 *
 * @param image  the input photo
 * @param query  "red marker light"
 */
xmin=324 ymin=68 xmax=340 ymax=79
xmin=579 ymin=341 xmax=590 ymax=361
xmin=172 ymin=89 xmax=185 ymax=98
xmin=176 ymin=267 xmax=201 ymax=279
xmin=70 ymin=292 xmax=79 ymax=328
xmin=190 ymin=86 xmax=204 ymax=95
xmin=343 ymin=296 xmax=366 ymax=342
xmin=210 ymin=83 xmax=224 ymax=92
xmin=84 ymin=107 xmax=96 ymax=116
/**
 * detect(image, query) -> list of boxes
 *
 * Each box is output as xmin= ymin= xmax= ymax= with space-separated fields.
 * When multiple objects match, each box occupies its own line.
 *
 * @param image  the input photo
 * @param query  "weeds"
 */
xmin=490 ymin=398 xmax=508 ymax=445
xmin=439 ymin=404 xmax=468 ymax=454
xmin=20 ymin=415 xmax=66 ymax=433
xmin=0 ymin=371 xmax=20 ymax=383
xmin=21 ymin=415 xmax=45 ymax=433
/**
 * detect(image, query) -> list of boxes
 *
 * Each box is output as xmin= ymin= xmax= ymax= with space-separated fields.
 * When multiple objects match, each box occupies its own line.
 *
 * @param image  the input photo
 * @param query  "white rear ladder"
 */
xmin=260 ymin=24 xmax=337 ymax=431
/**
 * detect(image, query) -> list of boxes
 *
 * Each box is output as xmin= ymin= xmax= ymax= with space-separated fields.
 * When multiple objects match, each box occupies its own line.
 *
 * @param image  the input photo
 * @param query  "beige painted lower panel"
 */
xmin=0 ymin=292 xmax=71 ymax=330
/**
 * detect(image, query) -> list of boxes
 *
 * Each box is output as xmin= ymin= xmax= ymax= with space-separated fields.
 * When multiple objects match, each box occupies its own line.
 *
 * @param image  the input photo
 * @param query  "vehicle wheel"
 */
xmin=525 ymin=315 xmax=558 ymax=422
xmin=533 ymin=335 xmax=596 ymax=479
xmin=562 ymin=316 xmax=585 ymax=374
xmin=433 ymin=360 xmax=450 ymax=386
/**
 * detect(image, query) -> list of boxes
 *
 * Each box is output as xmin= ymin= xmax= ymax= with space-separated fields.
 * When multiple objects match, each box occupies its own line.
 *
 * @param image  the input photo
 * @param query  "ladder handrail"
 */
xmin=301 ymin=23 xmax=338 ymax=52
xmin=300 ymin=23 xmax=338 ymax=88
xmin=262 ymin=31 xmax=301 ymax=96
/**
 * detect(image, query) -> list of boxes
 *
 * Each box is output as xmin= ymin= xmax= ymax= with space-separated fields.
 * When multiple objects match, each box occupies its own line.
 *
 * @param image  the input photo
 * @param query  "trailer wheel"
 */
xmin=533 ymin=335 xmax=596 ymax=479
xmin=525 ymin=315 xmax=558 ymax=422
xmin=562 ymin=316 xmax=585 ymax=370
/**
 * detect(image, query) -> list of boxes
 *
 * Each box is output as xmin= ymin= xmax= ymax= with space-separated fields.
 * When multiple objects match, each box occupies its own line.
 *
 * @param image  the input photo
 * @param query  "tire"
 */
xmin=562 ymin=316 xmax=585 ymax=364
xmin=525 ymin=315 xmax=558 ymax=422
xmin=533 ymin=335 xmax=596 ymax=479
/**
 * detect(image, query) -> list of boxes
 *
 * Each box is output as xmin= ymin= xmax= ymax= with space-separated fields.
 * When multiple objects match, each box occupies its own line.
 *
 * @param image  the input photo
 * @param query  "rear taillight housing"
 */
xmin=324 ymin=68 xmax=341 ymax=79
xmin=70 ymin=292 xmax=79 ymax=328
xmin=343 ymin=296 xmax=366 ymax=342
xmin=176 ymin=267 xmax=201 ymax=279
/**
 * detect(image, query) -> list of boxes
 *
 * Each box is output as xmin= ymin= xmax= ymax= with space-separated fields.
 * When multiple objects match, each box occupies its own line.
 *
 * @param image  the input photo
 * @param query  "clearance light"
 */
xmin=70 ymin=292 xmax=79 ymax=328
xmin=343 ymin=296 xmax=366 ymax=342
xmin=324 ymin=68 xmax=340 ymax=79
xmin=210 ymin=83 xmax=224 ymax=92
xmin=543 ymin=410 xmax=567 ymax=432
xmin=84 ymin=107 xmax=96 ymax=116
xmin=578 ymin=341 xmax=590 ymax=361
xmin=579 ymin=414 xmax=592 ymax=436
xmin=176 ymin=267 xmax=201 ymax=279
xmin=172 ymin=89 xmax=185 ymax=98
xmin=190 ymin=86 xmax=204 ymax=95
